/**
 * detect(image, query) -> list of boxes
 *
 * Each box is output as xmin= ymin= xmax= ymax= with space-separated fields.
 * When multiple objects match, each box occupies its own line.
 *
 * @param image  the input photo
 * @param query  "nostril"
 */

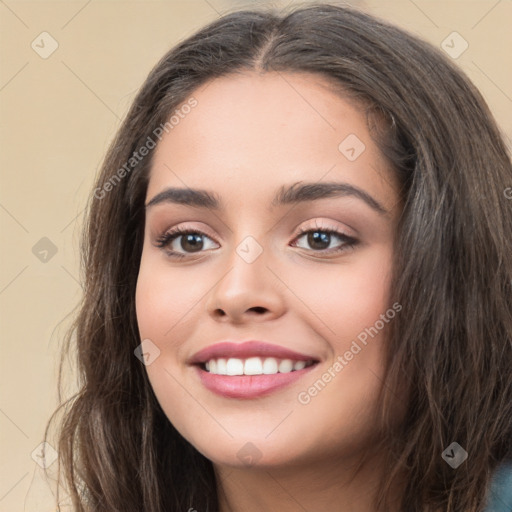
xmin=250 ymin=307 xmax=267 ymax=314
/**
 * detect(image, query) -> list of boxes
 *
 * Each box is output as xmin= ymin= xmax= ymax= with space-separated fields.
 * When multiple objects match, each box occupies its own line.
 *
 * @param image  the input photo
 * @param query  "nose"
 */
xmin=205 ymin=243 xmax=286 ymax=324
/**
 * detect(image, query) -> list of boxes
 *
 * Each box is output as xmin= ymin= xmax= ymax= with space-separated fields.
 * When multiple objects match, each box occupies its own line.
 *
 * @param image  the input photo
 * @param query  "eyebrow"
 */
xmin=144 ymin=181 xmax=388 ymax=215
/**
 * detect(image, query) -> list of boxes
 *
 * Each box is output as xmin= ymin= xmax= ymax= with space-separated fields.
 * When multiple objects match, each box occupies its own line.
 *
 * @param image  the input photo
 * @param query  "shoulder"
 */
xmin=484 ymin=461 xmax=512 ymax=512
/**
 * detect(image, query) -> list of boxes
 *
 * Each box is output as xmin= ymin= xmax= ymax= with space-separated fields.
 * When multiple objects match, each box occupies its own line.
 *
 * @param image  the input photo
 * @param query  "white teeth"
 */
xmin=226 ymin=358 xmax=244 ymax=376
xmin=262 ymin=357 xmax=278 ymax=374
xmin=278 ymin=359 xmax=293 ymax=373
xmin=293 ymin=360 xmax=306 ymax=371
xmin=204 ymin=356 xmax=314 ymax=375
xmin=244 ymin=357 xmax=263 ymax=375
xmin=216 ymin=358 xmax=227 ymax=375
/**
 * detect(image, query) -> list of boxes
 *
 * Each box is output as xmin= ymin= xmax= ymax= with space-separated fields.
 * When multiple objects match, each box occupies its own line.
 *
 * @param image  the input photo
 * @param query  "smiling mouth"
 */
xmin=189 ymin=340 xmax=321 ymax=398
xmin=199 ymin=357 xmax=317 ymax=375
xmin=194 ymin=358 xmax=320 ymax=399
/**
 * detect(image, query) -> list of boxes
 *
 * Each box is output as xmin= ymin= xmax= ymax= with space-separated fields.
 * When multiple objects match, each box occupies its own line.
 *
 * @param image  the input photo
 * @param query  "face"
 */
xmin=135 ymin=71 xmax=402 ymax=469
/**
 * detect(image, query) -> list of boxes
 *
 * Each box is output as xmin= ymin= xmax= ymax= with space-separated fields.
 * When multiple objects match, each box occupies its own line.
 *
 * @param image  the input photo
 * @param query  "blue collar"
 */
xmin=484 ymin=461 xmax=512 ymax=511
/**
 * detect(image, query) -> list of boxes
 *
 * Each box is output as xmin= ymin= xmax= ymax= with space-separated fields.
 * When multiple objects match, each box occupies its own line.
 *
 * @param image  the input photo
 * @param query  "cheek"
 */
xmin=288 ymin=247 xmax=393 ymax=416
xmin=287 ymin=246 xmax=393 ymax=344
xmin=135 ymin=254 xmax=206 ymax=341
xmin=134 ymin=255 xmax=206 ymax=440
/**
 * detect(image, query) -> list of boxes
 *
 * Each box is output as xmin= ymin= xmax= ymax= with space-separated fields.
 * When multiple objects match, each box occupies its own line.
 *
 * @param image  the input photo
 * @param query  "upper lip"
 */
xmin=189 ymin=340 xmax=319 ymax=365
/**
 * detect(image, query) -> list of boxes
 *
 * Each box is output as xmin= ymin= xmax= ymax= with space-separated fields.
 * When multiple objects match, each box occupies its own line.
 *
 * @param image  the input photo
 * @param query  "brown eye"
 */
xmin=292 ymin=228 xmax=358 ymax=254
xmin=177 ymin=232 xmax=205 ymax=252
xmin=155 ymin=227 xmax=219 ymax=258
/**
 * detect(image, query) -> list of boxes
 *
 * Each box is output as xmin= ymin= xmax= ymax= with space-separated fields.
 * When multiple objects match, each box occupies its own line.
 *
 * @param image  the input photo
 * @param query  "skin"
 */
xmin=135 ymin=71 xmax=404 ymax=511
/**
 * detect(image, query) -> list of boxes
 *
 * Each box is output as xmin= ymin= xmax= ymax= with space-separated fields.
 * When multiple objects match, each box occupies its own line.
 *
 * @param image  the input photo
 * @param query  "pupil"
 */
xmin=309 ymin=231 xmax=330 ymax=250
xmin=182 ymin=233 xmax=203 ymax=252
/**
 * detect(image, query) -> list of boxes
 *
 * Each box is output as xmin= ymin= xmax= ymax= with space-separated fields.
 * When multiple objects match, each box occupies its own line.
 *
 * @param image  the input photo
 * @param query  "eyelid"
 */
xmin=155 ymin=219 xmax=352 ymax=244
xmin=154 ymin=222 xmax=218 ymax=241
xmin=292 ymin=218 xmax=355 ymax=239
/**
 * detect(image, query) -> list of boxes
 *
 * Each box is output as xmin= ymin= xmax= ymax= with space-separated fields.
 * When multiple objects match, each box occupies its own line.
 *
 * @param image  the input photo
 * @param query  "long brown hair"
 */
xmin=44 ymin=3 xmax=512 ymax=511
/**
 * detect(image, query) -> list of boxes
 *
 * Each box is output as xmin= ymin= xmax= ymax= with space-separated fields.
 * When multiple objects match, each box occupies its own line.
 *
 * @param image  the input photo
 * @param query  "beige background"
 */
xmin=1 ymin=0 xmax=511 ymax=510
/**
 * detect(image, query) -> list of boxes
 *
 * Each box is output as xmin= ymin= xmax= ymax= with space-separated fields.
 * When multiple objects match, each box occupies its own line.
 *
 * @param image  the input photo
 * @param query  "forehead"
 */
xmin=146 ymin=71 xmax=397 ymax=209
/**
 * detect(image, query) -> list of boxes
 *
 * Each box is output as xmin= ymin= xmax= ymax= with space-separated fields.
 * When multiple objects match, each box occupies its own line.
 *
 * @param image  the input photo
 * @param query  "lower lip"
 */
xmin=194 ymin=364 xmax=317 ymax=399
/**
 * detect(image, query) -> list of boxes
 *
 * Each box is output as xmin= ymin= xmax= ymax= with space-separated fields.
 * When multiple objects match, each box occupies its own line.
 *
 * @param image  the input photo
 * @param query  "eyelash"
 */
xmin=155 ymin=224 xmax=358 ymax=260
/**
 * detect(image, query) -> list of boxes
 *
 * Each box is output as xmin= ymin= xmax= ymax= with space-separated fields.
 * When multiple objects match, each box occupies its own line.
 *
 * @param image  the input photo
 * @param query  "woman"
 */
xmin=44 ymin=3 xmax=512 ymax=511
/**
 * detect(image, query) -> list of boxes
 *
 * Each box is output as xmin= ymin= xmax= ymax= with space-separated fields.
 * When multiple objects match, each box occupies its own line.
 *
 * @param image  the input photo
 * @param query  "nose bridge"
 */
xmin=205 ymin=228 xmax=285 ymax=321
xmin=222 ymin=208 xmax=272 ymax=270
xmin=218 ymin=232 xmax=270 ymax=298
